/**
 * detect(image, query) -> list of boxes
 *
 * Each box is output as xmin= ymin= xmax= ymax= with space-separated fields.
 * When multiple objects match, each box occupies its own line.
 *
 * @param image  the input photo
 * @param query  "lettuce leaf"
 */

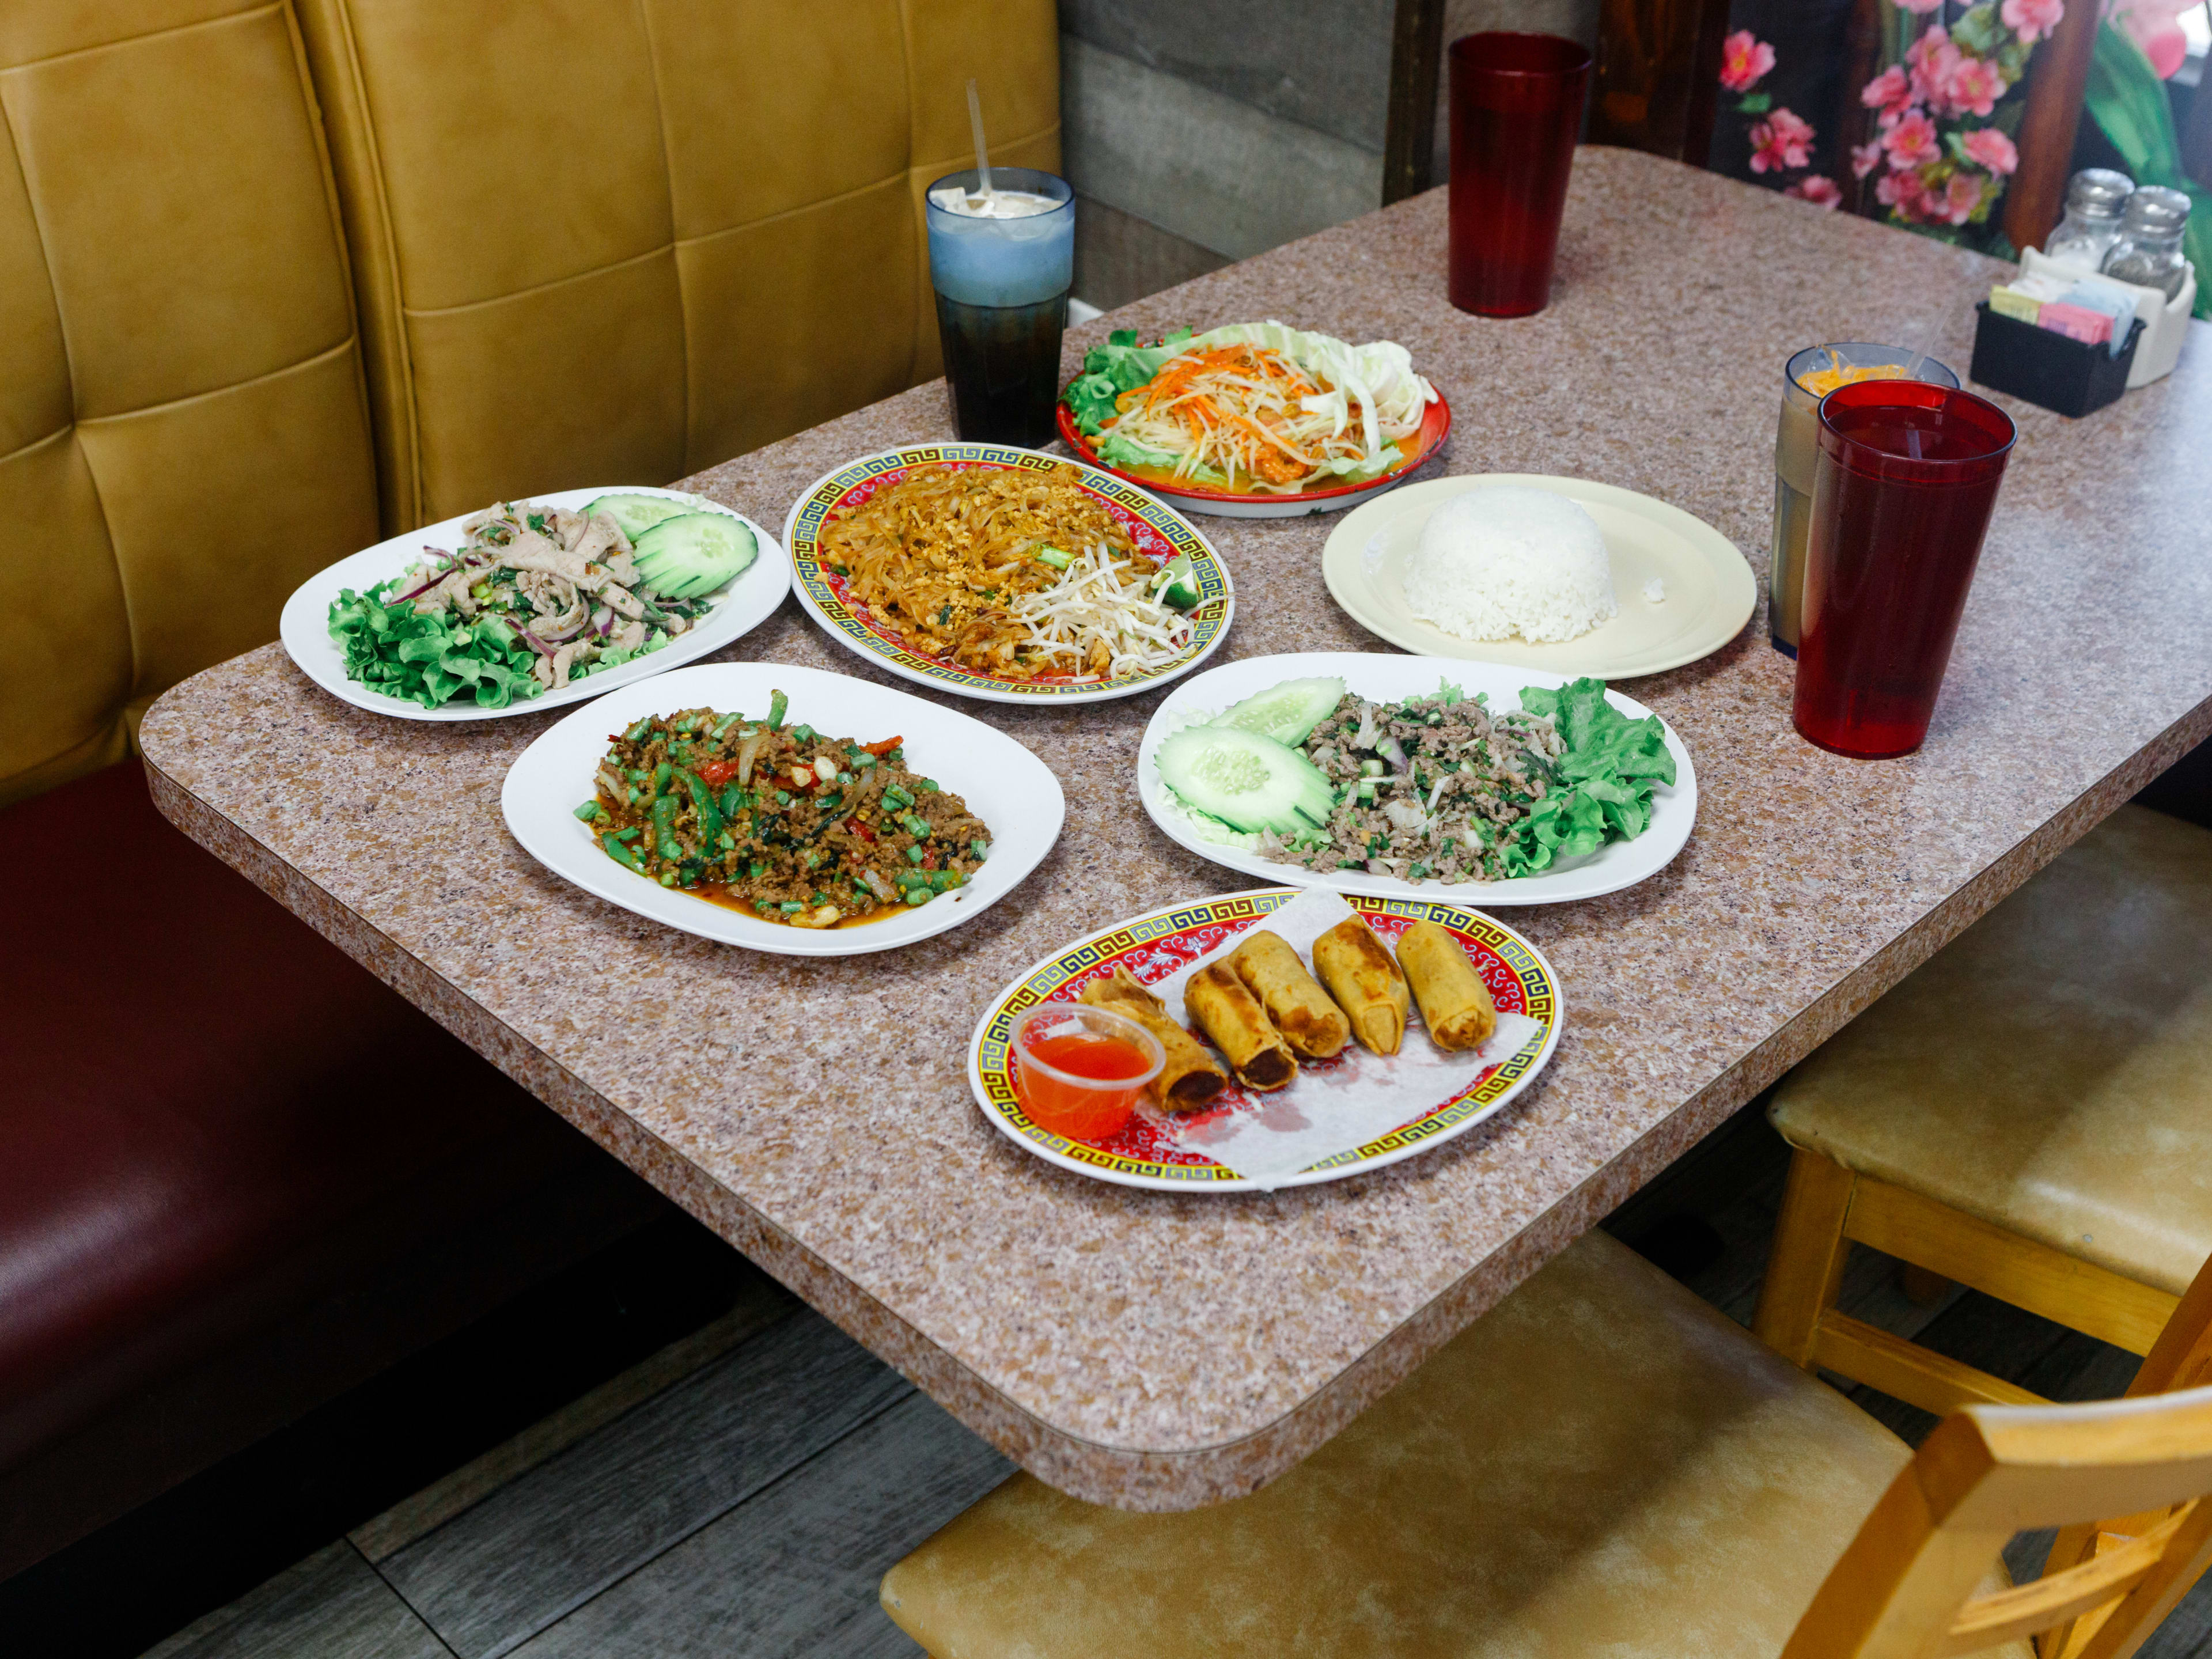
xmin=328 ymin=579 xmax=544 ymax=710
xmin=1500 ymin=679 xmax=1676 ymax=877
xmin=1065 ymin=327 xmax=1194 ymax=433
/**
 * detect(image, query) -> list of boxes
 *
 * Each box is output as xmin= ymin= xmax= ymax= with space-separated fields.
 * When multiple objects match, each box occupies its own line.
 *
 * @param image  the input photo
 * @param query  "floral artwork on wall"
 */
xmin=1718 ymin=26 xmax=1844 ymax=207
xmin=1844 ymin=0 xmax=2058 ymax=248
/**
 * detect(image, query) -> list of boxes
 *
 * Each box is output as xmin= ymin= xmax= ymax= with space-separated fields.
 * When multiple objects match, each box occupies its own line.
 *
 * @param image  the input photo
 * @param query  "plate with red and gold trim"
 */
xmin=781 ymin=444 xmax=1233 ymax=704
xmin=967 ymin=887 xmax=1562 ymax=1192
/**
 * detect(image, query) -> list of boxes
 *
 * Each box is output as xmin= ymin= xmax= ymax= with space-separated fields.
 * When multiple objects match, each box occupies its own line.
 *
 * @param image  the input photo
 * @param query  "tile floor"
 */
xmin=140 ymin=1099 xmax=2212 ymax=1658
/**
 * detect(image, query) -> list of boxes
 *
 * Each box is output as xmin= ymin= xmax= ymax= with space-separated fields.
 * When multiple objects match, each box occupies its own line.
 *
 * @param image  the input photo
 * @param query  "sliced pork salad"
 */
xmin=328 ymin=493 xmax=757 ymax=710
xmin=1154 ymin=675 xmax=1675 ymax=883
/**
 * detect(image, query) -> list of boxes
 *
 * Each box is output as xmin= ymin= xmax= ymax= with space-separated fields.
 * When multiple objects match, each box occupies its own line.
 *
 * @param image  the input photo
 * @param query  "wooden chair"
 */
xmin=1752 ymin=805 xmax=2212 ymax=1422
xmin=878 ymin=1224 xmax=2212 ymax=1659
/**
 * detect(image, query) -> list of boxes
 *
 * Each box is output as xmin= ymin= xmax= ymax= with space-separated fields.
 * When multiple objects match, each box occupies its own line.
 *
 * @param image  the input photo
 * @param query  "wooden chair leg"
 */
xmin=1753 ymin=1145 xmax=1855 ymax=1369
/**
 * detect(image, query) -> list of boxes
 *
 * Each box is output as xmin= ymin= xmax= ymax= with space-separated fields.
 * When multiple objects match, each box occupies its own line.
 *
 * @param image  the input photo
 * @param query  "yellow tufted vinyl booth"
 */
xmin=0 ymin=0 xmax=381 ymax=806
xmin=293 ymin=0 xmax=1062 ymax=535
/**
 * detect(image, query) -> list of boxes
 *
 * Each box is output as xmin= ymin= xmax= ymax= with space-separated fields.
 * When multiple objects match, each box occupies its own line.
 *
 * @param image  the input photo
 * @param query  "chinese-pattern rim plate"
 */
xmin=1137 ymin=652 xmax=1696 ymax=907
xmin=967 ymin=887 xmax=1562 ymax=1192
xmin=781 ymin=444 xmax=1234 ymax=704
xmin=281 ymin=485 xmax=791 ymax=722
xmin=501 ymin=661 xmax=1065 ymax=957
xmin=1321 ymin=473 xmax=1756 ymax=678
xmin=1053 ymin=389 xmax=1452 ymax=520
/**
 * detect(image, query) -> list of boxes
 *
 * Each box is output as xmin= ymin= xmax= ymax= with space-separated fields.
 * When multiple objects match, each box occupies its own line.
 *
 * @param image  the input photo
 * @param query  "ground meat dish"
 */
xmin=579 ymin=698 xmax=990 ymax=928
xmin=1259 ymin=690 xmax=1564 ymax=883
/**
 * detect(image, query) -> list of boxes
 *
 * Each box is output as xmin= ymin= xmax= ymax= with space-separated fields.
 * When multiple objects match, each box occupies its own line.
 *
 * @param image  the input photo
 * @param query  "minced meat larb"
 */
xmin=577 ymin=693 xmax=990 ymax=928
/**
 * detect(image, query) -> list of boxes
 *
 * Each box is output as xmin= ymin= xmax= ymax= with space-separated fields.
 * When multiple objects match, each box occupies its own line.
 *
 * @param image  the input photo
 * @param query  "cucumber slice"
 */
xmin=584 ymin=493 xmax=691 ymax=543
xmin=1207 ymin=677 xmax=1347 ymax=746
xmin=631 ymin=512 xmax=758 ymax=599
xmin=1152 ymin=553 xmax=1202 ymax=609
xmin=1156 ymin=726 xmax=1336 ymax=838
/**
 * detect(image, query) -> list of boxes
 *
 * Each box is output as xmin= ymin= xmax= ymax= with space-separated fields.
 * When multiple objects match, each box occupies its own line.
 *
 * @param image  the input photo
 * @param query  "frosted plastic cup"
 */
xmin=1771 ymin=344 xmax=1959 ymax=657
xmin=925 ymin=167 xmax=1075 ymax=446
xmin=1794 ymin=380 xmax=2016 ymax=759
xmin=1008 ymin=1003 xmax=1163 ymax=1143
xmin=1448 ymin=32 xmax=1593 ymax=317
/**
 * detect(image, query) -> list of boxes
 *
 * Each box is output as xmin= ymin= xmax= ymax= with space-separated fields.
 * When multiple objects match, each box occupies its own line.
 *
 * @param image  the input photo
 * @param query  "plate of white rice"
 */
xmin=1321 ymin=474 xmax=1756 ymax=679
xmin=1137 ymin=652 xmax=1697 ymax=906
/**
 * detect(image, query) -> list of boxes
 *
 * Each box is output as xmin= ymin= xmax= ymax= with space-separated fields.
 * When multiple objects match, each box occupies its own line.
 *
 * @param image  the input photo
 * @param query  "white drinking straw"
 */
xmin=967 ymin=78 xmax=995 ymax=205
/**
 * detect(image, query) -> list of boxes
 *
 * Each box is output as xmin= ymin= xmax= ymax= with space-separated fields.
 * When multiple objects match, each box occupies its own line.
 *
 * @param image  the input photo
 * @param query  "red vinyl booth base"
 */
xmin=0 ymin=763 xmax=660 ymax=1578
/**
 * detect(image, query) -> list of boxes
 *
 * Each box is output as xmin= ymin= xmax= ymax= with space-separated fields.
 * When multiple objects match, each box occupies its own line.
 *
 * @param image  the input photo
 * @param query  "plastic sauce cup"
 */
xmin=1009 ymin=1004 xmax=1164 ymax=1142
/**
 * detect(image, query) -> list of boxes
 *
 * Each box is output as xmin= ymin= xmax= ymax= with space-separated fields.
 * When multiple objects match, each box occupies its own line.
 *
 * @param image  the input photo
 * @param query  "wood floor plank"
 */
xmin=139 ymin=1543 xmax=449 ymax=1659
xmin=379 ymin=1311 xmax=911 ymax=1659
xmin=507 ymin=1391 xmax=1012 ymax=1659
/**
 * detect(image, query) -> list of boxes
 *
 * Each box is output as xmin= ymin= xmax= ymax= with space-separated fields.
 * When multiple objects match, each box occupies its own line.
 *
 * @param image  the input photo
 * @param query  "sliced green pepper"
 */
xmin=768 ymin=688 xmax=789 ymax=729
xmin=650 ymin=760 xmax=672 ymax=797
xmin=599 ymin=832 xmax=646 ymax=873
xmin=681 ymin=769 xmax=722 ymax=847
xmin=573 ymin=800 xmax=600 ymax=822
xmin=623 ymin=718 xmax=655 ymax=741
xmin=650 ymin=794 xmax=682 ymax=861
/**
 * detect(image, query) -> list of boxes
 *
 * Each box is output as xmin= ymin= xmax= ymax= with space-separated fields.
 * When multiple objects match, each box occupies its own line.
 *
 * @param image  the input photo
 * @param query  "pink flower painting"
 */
xmin=1960 ymin=128 xmax=2020 ymax=175
xmin=1749 ymin=107 xmax=1817 ymax=174
xmin=2002 ymin=0 xmax=2067 ymax=44
xmin=1940 ymin=171 xmax=1986 ymax=225
xmin=1719 ymin=30 xmax=1776 ymax=93
xmin=1860 ymin=65 xmax=1914 ymax=126
xmin=1881 ymin=109 xmax=1942 ymax=170
xmin=1945 ymin=55 xmax=2008 ymax=117
xmin=1785 ymin=176 xmax=1844 ymax=209
xmin=2105 ymin=0 xmax=2193 ymax=77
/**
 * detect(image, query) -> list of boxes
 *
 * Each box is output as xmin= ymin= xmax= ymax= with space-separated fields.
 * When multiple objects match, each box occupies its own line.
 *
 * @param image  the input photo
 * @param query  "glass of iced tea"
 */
xmin=1793 ymin=380 xmax=2016 ymax=759
xmin=1009 ymin=1003 xmax=1163 ymax=1142
xmin=925 ymin=168 xmax=1075 ymax=446
xmin=1771 ymin=344 xmax=1957 ymax=656
xmin=1447 ymin=32 xmax=1593 ymax=317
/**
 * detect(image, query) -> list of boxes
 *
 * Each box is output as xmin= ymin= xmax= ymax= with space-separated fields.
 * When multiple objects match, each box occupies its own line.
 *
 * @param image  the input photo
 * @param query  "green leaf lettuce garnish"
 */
xmin=327 ymin=579 xmax=667 ymax=710
xmin=1065 ymin=327 xmax=1195 ymax=434
xmin=1500 ymin=678 xmax=1676 ymax=877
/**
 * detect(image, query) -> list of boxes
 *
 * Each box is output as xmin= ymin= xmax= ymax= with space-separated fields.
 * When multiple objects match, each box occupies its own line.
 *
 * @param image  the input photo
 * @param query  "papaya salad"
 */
xmin=1063 ymin=321 xmax=1440 ymax=495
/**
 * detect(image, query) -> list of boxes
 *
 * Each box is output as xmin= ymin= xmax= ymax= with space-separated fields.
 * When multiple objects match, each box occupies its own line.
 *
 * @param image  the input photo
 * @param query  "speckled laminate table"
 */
xmin=141 ymin=149 xmax=2212 ymax=1511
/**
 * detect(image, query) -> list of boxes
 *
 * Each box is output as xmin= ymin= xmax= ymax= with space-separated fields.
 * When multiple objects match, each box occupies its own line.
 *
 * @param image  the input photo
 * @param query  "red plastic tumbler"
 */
xmin=1448 ymin=32 xmax=1593 ymax=317
xmin=1793 ymin=380 xmax=2017 ymax=759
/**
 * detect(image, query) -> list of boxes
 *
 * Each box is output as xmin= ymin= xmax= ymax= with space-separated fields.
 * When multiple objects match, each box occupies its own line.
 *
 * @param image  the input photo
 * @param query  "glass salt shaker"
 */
xmin=2044 ymin=169 xmax=2135 ymax=269
xmin=2102 ymin=186 xmax=2192 ymax=301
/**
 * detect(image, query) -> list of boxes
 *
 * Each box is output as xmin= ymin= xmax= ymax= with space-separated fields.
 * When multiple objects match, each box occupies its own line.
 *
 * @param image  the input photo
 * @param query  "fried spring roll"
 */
xmin=1312 ymin=915 xmax=1410 ymax=1056
xmin=1396 ymin=919 xmax=1497 ymax=1051
xmin=1183 ymin=963 xmax=1297 ymax=1090
xmin=1080 ymin=969 xmax=1228 ymax=1111
xmin=1226 ymin=930 xmax=1349 ymax=1060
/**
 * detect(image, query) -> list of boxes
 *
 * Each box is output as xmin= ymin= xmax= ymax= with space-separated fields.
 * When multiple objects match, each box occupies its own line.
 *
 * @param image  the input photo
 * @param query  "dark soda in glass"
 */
xmin=935 ymin=289 xmax=1070 ymax=448
xmin=924 ymin=167 xmax=1075 ymax=447
xmin=1794 ymin=381 xmax=2016 ymax=759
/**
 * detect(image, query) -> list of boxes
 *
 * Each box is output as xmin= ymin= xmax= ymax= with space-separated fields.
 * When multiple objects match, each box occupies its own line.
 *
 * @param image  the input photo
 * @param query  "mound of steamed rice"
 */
xmin=1402 ymin=486 xmax=1616 ymax=644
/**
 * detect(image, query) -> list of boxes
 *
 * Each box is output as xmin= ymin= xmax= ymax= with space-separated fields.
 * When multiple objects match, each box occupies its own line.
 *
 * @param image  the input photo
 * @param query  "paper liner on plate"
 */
xmin=1132 ymin=889 xmax=1540 ymax=1184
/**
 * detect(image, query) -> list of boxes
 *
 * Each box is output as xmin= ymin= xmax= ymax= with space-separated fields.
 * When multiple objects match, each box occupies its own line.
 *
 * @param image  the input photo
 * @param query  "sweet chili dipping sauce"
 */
xmin=1009 ymin=1006 xmax=1164 ymax=1142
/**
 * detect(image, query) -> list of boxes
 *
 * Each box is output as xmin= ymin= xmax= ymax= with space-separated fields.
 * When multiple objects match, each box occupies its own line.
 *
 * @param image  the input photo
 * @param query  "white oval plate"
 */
xmin=502 ymin=662 xmax=1064 ymax=957
xmin=282 ymin=486 xmax=791 ymax=721
xmin=967 ymin=887 xmax=1562 ymax=1192
xmin=1137 ymin=652 xmax=1696 ymax=907
xmin=781 ymin=444 xmax=1233 ymax=705
xmin=1323 ymin=474 xmax=1756 ymax=679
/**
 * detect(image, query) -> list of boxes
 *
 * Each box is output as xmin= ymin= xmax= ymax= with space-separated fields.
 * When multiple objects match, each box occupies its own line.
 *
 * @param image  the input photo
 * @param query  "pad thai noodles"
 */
xmin=816 ymin=462 xmax=1199 ymax=681
xmin=1064 ymin=321 xmax=1439 ymax=495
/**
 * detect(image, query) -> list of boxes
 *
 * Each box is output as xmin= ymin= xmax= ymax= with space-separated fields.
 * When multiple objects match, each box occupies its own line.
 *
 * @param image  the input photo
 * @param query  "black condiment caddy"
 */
xmin=1968 ymin=301 xmax=2144 ymax=419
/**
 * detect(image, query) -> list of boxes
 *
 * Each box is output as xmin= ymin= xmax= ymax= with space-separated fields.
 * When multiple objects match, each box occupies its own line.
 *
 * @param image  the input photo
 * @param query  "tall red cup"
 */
xmin=1793 ymin=380 xmax=2017 ymax=759
xmin=1448 ymin=32 xmax=1593 ymax=317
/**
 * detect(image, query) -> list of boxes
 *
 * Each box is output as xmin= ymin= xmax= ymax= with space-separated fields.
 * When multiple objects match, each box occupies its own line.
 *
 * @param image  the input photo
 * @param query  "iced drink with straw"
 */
xmin=926 ymin=167 xmax=1073 ymax=446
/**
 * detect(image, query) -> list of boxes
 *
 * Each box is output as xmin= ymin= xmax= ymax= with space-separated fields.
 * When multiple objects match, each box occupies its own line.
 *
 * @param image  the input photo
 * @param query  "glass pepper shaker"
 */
xmin=2102 ymin=186 xmax=2192 ymax=301
xmin=2044 ymin=169 xmax=2135 ymax=269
